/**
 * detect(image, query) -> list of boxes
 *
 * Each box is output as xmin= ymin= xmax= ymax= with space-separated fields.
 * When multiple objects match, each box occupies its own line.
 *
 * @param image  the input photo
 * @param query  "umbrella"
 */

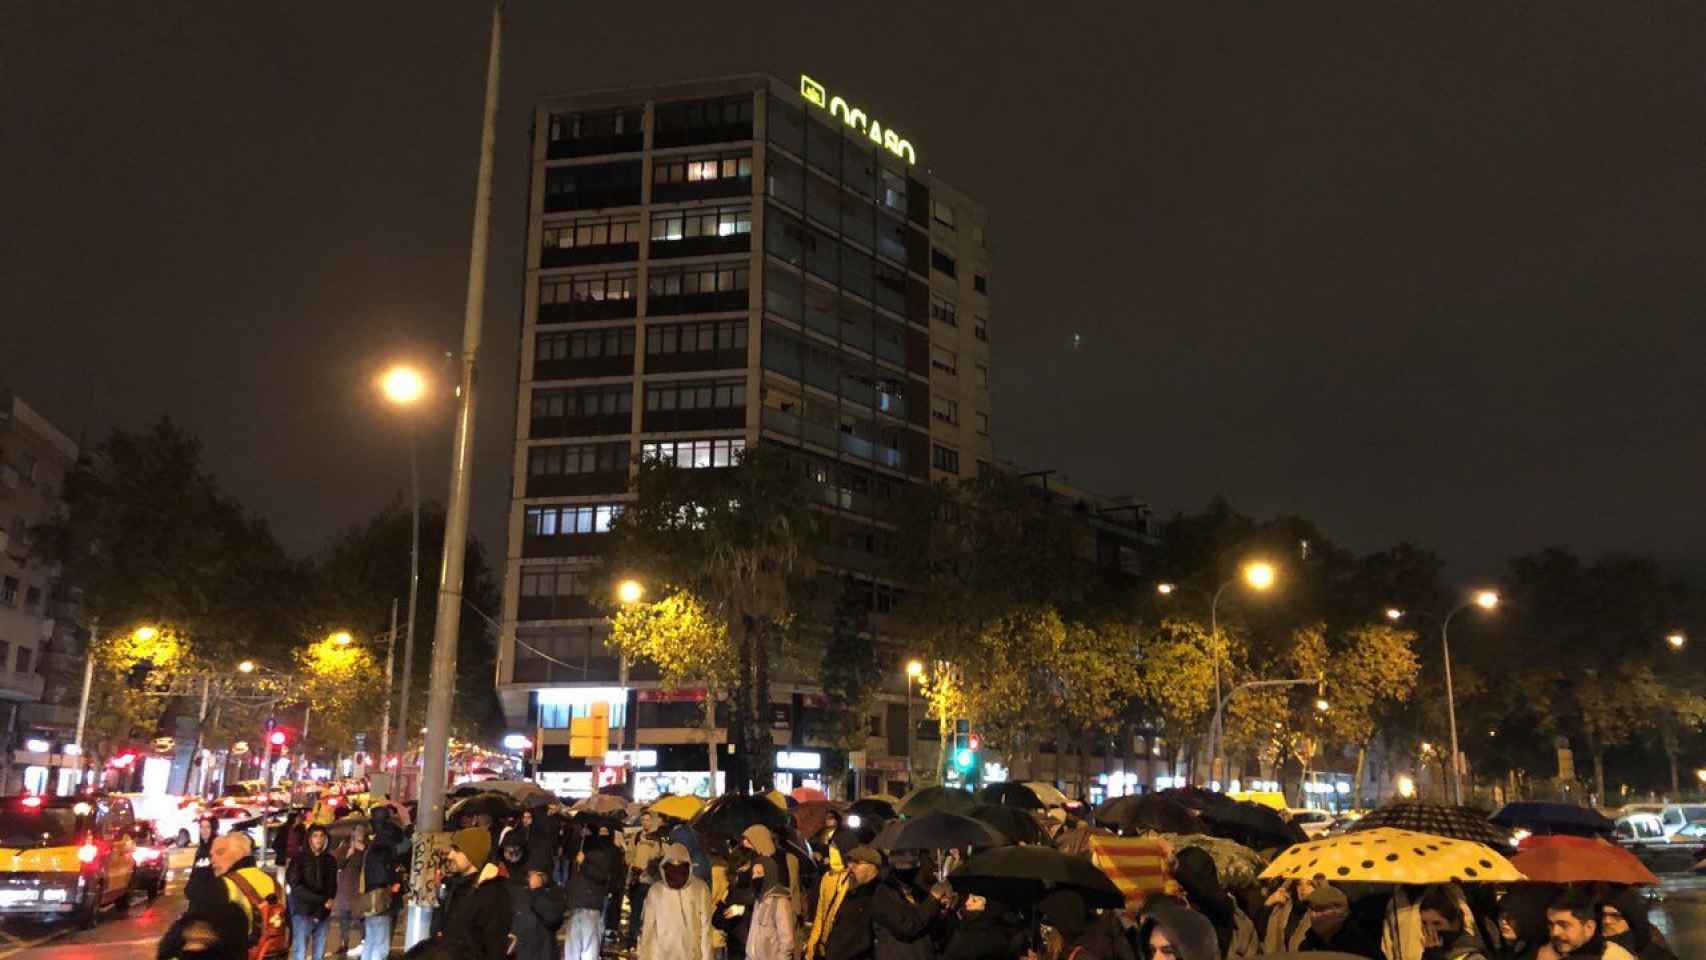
xmin=979 ymin=782 xmax=1045 ymax=810
xmin=1096 ymin=794 xmax=1207 ymax=836
xmin=1159 ymin=785 xmax=1233 ymax=812
xmin=968 ymin=803 xmax=1047 ymax=846
xmin=1509 ymin=835 xmax=1658 ymax=886
xmin=875 ymin=812 xmax=1007 ymax=851
xmin=865 ymin=793 xmax=904 ymax=806
xmin=1198 ymin=801 xmax=1305 ymax=850
xmin=1157 ymin=834 xmax=1269 ymax=890
xmin=693 ymin=793 xmax=791 ymax=846
xmin=764 ymin=790 xmax=789 ymax=811
xmin=446 ymin=792 xmax=521 ymax=826
xmin=1491 ymin=802 xmax=1615 ymax=839
xmin=790 ymin=786 xmax=827 ymax=804
xmin=572 ymin=794 xmax=627 ymax=815
xmin=1260 ymin=827 xmax=1526 ymax=884
xmin=848 ymin=797 xmax=899 ymax=822
xmin=898 ymin=786 xmax=977 ymax=818
xmin=1054 ymin=822 xmax=1115 ymax=857
xmin=1023 ymin=782 xmax=1070 ymax=808
xmin=951 ymin=844 xmax=1125 ymax=909
xmin=649 ymin=795 xmax=705 ymax=821
xmin=792 ymin=800 xmax=839 ymax=837
xmin=464 ymin=780 xmax=554 ymax=806
xmin=1349 ymin=802 xmax=1513 ymax=850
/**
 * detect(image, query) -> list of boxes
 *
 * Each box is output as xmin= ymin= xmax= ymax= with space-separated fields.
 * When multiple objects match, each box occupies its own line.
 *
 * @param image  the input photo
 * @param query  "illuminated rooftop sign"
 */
xmin=799 ymin=75 xmax=916 ymax=165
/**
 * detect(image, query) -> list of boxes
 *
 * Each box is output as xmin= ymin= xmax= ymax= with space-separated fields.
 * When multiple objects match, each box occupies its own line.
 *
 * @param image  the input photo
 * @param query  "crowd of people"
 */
xmin=152 ymin=793 xmax=1682 ymax=960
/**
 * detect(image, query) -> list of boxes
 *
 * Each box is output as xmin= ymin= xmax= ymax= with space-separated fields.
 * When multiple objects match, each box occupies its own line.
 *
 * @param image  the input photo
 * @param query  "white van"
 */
xmin=1657 ymin=804 xmax=1706 ymax=837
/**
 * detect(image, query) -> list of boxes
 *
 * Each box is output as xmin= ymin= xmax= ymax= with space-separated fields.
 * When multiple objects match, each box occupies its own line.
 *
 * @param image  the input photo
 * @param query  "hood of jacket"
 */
xmin=1140 ymin=899 xmax=1221 ymax=960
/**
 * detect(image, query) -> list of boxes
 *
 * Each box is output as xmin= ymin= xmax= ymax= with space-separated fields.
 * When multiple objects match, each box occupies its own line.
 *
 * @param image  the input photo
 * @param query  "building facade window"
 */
xmin=973 ymin=316 xmax=988 ymax=342
xmin=930 ymin=248 xmax=957 ymax=277
xmin=976 ymin=363 xmax=989 ymax=388
xmin=974 ymin=272 xmax=989 ymax=294
xmin=930 ymin=346 xmax=958 ymax=376
xmin=14 ymin=646 xmax=30 ymax=675
xmin=650 ymin=205 xmax=751 ymax=241
xmin=529 ymin=443 xmax=628 ymax=477
xmin=930 ymin=294 xmax=958 ymax=328
xmin=643 ymin=378 xmax=746 ymax=412
xmin=0 ymin=577 xmax=15 ymax=606
xmin=932 ymin=200 xmax=957 ymax=230
xmin=543 ymin=216 xmax=641 ymax=250
xmin=538 ymin=328 xmax=636 ymax=362
xmin=648 ymin=263 xmax=749 ymax=298
xmin=22 ymin=586 xmax=39 ymax=610
xmin=520 ymin=566 xmax=591 ymax=600
xmin=975 ymin=411 xmax=990 ymax=436
xmin=654 ymin=153 xmax=752 ymax=184
xmin=931 ymin=444 xmax=960 ymax=473
xmin=524 ymin=503 xmax=623 ymax=536
xmin=532 ymin=385 xmax=632 ymax=418
xmin=640 ymin=437 xmax=745 ymax=468
xmin=547 ymin=108 xmax=642 ymax=146
xmin=540 ymin=271 xmax=637 ymax=305
xmin=645 ymin=319 xmax=747 ymax=355
xmin=931 ymin=395 xmax=958 ymax=425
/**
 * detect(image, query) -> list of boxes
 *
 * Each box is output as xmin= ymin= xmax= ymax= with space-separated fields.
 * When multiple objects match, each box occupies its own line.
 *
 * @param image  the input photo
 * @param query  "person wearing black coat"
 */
xmin=1600 ymin=886 xmax=1679 ymax=960
xmin=187 ymin=817 xmax=220 ymax=894
xmin=868 ymin=856 xmax=947 ymax=960
xmin=286 ymin=826 xmax=338 ymax=960
xmin=440 ymin=828 xmax=512 ymax=960
xmin=511 ymin=869 xmax=570 ymax=960
xmin=941 ymin=895 xmax=1027 ymax=960
xmin=713 ymin=851 xmax=760 ymax=960
xmin=524 ymin=799 xmax=561 ymax=875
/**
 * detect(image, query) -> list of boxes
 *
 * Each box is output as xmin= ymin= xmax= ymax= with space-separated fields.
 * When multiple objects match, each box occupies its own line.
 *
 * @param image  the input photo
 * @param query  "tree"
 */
xmin=1312 ymin=623 xmax=1419 ymax=806
xmin=1130 ymin=617 xmax=1222 ymax=770
xmin=295 ymin=634 xmax=385 ymax=755
xmin=606 ymin=446 xmax=821 ymax=792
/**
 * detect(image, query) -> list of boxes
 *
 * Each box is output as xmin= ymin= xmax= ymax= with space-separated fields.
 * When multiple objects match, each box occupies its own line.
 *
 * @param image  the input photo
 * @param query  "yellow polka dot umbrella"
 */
xmin=1259 ymin=827 xmax=1526 ymax=885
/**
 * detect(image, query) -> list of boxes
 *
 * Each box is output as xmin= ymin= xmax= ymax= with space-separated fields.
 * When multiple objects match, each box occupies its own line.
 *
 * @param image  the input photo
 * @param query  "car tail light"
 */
xmin=20 ymin=796 xmax=41 ymax=809
xmin=77 ymin=843 xmax=99 ymax=864
xmin=132 ymin=847 xmax=161 ymax=865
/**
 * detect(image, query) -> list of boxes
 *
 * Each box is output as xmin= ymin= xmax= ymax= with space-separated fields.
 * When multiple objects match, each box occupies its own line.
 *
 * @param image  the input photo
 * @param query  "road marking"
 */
xmin=0 ymin=926 xmax=69 ymax=960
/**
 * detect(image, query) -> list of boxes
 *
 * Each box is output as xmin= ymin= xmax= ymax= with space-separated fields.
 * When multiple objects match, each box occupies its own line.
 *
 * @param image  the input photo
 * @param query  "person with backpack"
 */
xmin=199 ymin=833 xmax=290 ymax=960
xmin=286 ymin=826 xmax=337 ymax=960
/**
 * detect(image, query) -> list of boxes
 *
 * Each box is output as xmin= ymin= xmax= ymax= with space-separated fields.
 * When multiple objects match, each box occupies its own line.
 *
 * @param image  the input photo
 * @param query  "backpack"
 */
xmin=228 ymin=870 xmax=291 ymax=960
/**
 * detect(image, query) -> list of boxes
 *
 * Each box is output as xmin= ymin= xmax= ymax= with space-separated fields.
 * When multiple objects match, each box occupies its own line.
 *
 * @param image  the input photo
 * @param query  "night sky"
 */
xmin=5 ymin=2 xmax=1702 ymax=577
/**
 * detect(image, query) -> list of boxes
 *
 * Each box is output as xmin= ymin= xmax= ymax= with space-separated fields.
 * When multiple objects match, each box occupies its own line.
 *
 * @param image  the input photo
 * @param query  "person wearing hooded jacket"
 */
xmin=438 ymin=827 xmax=512 ymax=960
xmin=1038 ymin=889 xmax=1129 ymax=960
xmin=640 ymin=843 xmax=713 ymax=960
xmin=564 ymin=820 xmax=624 ymax=960
xmin=714 ymin=848 xmax=760 ymax=960
xmin=188 ymin=817 xmax=221 ymax=893
xmin=940 ymin=893 xmax=1027 ymax=960
xmin=1598 ymin=887 xmax=1678 ymax=960
xmin=741 ymin=824 xmax=804 ymax=919
xmin=1138 ymin=899 xmax=1221 ymax=960
xmin=866 ymin=851 xmax=949 ymax=960
xmin=509 ymin=868 xmax=568 ymax=960
xmin=286 ymin=825 xmax=339 ymax=960
xmin=1170 ymin=848 xmax=1257 ymax=960
xmin=746 ymin=856 xmax=797 ymax=960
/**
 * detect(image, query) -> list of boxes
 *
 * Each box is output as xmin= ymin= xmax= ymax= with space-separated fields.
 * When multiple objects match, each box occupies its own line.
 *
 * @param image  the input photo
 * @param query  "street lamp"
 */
xmin=134 ymin=626 xmax=159 ymax=642
xmin=238 ymin=660 xmax=256 ymax=674
xmin=905 ymin=660 xmax=925 ymax=783
xmin=331 ymin=631 xmax=354 ymax=647
xmin=616 ymin=579 xmax=646 ymax=605
xmin=1243 ymin=562 xmax=1276 ymax=591
xmin=1385 ymin=608 xmax=1405 ymax=621
xmin=1314 ymin=698 xmax=1331 ymax=713
xmin=379 ymin=363 xmax=428 ymax=787
xmin=1667 ymin=632 xmax=1687 ymax=651
xmin=1155 ymin=582 xmax=1176 ymax=596
xmin=1441 ymin=588 xmax=1499 ymax=804
xmin=1201 ymin=560 xmax=1279 ymax=782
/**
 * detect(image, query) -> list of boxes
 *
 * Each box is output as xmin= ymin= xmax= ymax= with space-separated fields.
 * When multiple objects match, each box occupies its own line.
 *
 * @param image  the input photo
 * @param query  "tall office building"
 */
xmin=497 ymin=74 xmax=993 ymax=798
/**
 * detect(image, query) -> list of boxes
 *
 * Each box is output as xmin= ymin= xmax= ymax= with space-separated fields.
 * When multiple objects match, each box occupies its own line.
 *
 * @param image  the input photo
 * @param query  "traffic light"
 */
xmin=268 ymin=730 xmax=288 ymax=748
xmin=951 ymin=720 xmax=981 ymax=781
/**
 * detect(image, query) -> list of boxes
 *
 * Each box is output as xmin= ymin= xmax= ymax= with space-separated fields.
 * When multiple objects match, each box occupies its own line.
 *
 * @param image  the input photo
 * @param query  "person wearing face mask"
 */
xmin=640 ymin=843 xmax=714 ymax=960
xmin=868 ymin=850 xmax=952 ymax=960
xmin=715 ymin=847 xmax=761 ymax=960
xmin=746 ymin=856 xmax=798 ymax=960
xmin=1597 ymin=887 xmax=1677 ymax=960
xmin=941 ymin=892 xmax=1027 ymax=960
xmin=564 ymin=820 xmax=624 ymax=960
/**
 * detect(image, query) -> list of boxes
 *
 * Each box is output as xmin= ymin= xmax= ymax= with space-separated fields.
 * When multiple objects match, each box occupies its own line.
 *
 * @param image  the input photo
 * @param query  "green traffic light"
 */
xmin=955 ymin=748 xmax=975 ymax=771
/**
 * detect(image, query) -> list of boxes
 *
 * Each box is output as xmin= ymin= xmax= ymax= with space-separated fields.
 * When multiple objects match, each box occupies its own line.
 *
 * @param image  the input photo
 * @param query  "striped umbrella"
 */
xmin=1349 ymin=802 xmax=1513 ymax=849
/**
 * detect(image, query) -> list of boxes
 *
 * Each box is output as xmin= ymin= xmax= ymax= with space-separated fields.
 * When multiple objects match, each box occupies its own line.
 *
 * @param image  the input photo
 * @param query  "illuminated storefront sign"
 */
xmin=799 ymin=75 xmax=916 ymax=165
xmin=776 ymin=750 xmax=822 ymax=771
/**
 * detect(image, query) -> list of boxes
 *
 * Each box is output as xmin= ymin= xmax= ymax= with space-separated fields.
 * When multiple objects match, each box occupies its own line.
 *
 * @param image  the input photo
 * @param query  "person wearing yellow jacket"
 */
xmin=804 ymin=846 xmax=850 ymax=960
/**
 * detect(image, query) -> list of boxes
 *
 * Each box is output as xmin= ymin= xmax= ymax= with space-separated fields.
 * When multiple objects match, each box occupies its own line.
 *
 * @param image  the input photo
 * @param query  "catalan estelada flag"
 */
xmin=1087 ymin=835 xmax=1175 ymax=909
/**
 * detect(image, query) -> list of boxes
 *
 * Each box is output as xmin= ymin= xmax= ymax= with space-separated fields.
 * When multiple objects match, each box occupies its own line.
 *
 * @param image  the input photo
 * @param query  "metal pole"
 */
xmin=394 ymin=422 xmax=421 ymax=778
xmin=301 ymin=704 xmax=312 ymax=780
xmin=1441 ymin=605 xmax=1466 ymax=805
xmin=906 ymin=677 xmax=914 ymax=783
xmin=1205 ymin=581 xmax=1230 ymax=784
xmin=407 ymin=1 xmax=500 ymax=946
xmin=379 ymin=599 xmax=397 ymax=768
xmin=189 ymin=674 xmax=212 ymax=795
xmin=73 ymin=619 xmax=98 ymax=787
xmin=259 ymin=727 xmax=275 ymax=869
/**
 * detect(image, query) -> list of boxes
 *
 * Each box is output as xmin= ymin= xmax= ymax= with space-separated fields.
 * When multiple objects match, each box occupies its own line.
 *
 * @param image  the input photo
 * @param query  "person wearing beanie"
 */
xmin=746 ymin=857 xmax=797 ymax=960
xmin=438 ymin=825 xmax=512 ymax=960
xmin=641 ymin=843 xmax=713 ymax=960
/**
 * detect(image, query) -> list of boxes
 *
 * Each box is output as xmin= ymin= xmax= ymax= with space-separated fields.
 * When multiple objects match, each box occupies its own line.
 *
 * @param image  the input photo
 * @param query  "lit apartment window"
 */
xmin=932 ymin=201 xmax=956 ymax=230
xmin=650 ymin=206 xmax=752 ymax=241
xmin=931 ymin=395 xmax=958 ymax=425
xmin=543 ymin=216 xmax=641 ymax=249
xmin=931 ymin=444 xmax=960 ymax=473
xmin=930 ymin=294 xmax=958 ymax=328
xmin=975 ymin=411 xmax=990 ymax=436
xmin=930 ymin=346 xmax=958 ymax=376
xmin=640 ymin=437 xmax=745 ymax=468
xmin=540 ymin=272 xmax=637 ymax=304
xmin=654 ymin=153 xmax=752 ymax=184
xmin=524 ymin=504 xmax=623 ymax=536
xmin=930 ymin=248 xmax=957 ymax=277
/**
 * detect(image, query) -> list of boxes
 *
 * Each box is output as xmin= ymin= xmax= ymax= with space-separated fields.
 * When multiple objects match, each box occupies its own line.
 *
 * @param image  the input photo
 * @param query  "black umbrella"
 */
xmin=1159 ymin=785 xmax=1235 ymax=813
xmin=979 ymin=782 xmax=1045 ymax=810
xmin=1197 ymin=802 xmax=1304 ymax=850
xmin=968 ymin=803 xmax=1047 ymax=846
xmin=1095 ymin=794 xmax=1206 ymax=835
xmin=898 ymin=786 xmax=977 ymax=818
xmin=950 ymin=844 xmax=1124 ymax=909
xmin=446 ymin=792 xmax=522 ymax=827
xmin=692 ymin=793 xmax=791 ymax=847
xmin=1350 ymin=802 xmax=1513 ymax=849
xmin=848 ymin=797 xmax=899 ymax=822
xmin=1491 ymin=802 xmax=1615 ymax=839
xmin=876 ymin=812 xmax=1007 ymax=851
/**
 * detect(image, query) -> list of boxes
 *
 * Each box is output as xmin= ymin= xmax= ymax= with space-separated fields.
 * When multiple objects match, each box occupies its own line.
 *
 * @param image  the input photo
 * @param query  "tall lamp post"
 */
xmin=905 ymin=660 xmax=924 ymax=783
xmin=379 ymin=364 xmax=426 ymax=787
xmin=1159 ymin=560 xmax=1278 ymax=785
xmin=406 ymin=0 xmax=502 ymax=948
xmin=1207 ymin=677 xmax=1329 ymax=794
xmin=1440 ymin=589 xmax=1499 ymax=805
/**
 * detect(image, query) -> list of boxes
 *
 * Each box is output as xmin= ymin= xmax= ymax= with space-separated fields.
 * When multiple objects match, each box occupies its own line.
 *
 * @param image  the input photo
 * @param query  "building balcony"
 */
xmin=521 ymin=533 xmax=610 ymax=560
xmin=653 ymin=123 xmax=752 ymax=150
xmin=547 ymin=133 xmax=644 ymax=160
xmin=646 ymin=290 xmax=749 ymax=317
xmin=652 ymin=178 xmax=753 ymax=204
xmin=648 ymin=234 xmax=750 ymax=261
xmin=538 ymin=299 xmax=637 ymax=326
xmin=529 ymin=415 xmax=633 ymax=440
xmin=535 ymin=356 xmax=636 ymax=381
xmin=0 ymin=672 xmax=45 ymax=703
xmin=544 ymin=188 xmax=642 ymax=213
xmin=524 ymin=471 xmax=630 ymax=499
xmin=19 ymin=702 xmax=76 ymax=730
xmin=541 ymin=243 xmax=639 ymax=269
xmin=644 ymin=349 xmax=747 ymax=375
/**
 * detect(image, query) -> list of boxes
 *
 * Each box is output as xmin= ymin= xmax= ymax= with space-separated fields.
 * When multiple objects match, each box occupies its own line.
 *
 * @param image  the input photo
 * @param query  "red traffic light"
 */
xmin=268 ymin=731 xmax=287 ymax=747
xmin=968 ymin=734 xmax=981 ymax=751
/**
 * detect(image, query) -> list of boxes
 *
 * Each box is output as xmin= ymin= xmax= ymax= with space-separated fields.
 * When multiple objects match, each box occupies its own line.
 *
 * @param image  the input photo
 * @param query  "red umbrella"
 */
xmin=1510 ymin=834 xmax=1659 ymax=885
xmin=791 ymin=786 xmax=828 ymax=804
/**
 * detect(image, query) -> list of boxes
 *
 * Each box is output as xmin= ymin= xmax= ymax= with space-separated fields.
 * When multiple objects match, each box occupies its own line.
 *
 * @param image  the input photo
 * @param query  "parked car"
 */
xmin=1656 ymin=804 xmax=1706 ymax=837
xmin=1288 ymin=808 xmax=1335 ymax=838
xmin=1615 ymin=812 xmax=1703 ymax=874
xmin=116 ymin=793 xmax=201 ymax=847
xmin=127 ymin=823 xmax=168 ymax=901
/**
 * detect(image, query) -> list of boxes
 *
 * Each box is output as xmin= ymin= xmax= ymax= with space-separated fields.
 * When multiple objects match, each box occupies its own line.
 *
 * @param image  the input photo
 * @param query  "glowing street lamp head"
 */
xmin=134 ymin=626 xmax=159 ymax=641
xmin=906 ymin=659 xmax=924 ymax=678
xmin=1667 ymin=632 xmax=1687 ymax=650
xmin=1473 ymin=590 xmax=1500 ymax=610
xmin=380 ymin=366 xmax=426 ymax=406
xmin=1155 ymin=582 xmax=1176 ymax=596
xmin=616 ymin=579 xmax=645 ymax=605
xmin=1314 ymin=698 xmax=1331 ymax=713
xmin=1243 ymin=562 xmax=1276 ymax=591
xmin=1385 ymin=608 xmax=1405 ymax=621
xmin=331 ymin=631 xmax=353 ymax=647
xmin=238 ymin=660 xmax=256 ymax=674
